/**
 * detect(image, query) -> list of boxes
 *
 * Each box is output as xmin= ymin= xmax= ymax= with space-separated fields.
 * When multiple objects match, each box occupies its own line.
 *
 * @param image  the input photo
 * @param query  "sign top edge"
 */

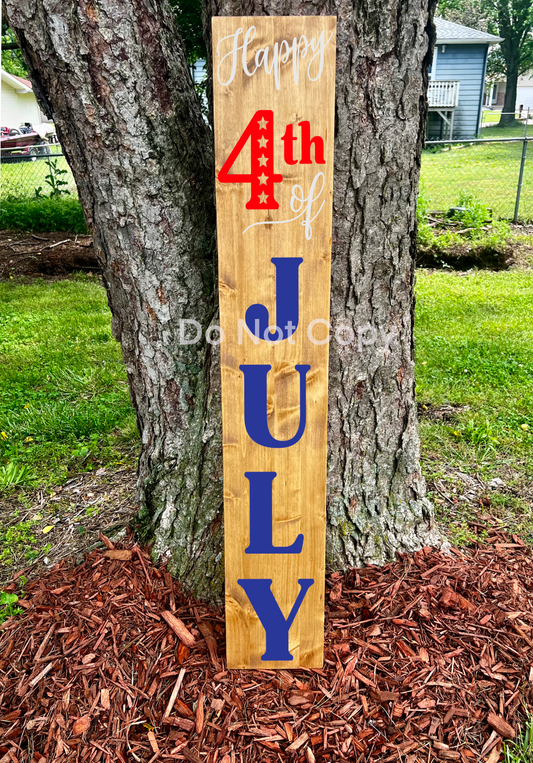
xmin=211 ymin=15 xmax=337 ymax=22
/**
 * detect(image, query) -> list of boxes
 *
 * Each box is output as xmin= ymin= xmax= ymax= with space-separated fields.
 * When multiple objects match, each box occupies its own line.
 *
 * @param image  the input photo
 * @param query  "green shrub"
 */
xmin=416 ymin=185 xmax=513 ymax=260
xmin=0 ymin=197 xmax=87 ymax=233
xmin=450 ymin=191 xmax=490 ymax=231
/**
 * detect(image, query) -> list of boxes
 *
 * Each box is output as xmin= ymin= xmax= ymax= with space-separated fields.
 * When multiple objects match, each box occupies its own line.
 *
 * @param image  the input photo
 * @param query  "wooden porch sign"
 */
xmin=212 ymin=16 xmax=336 ymax=669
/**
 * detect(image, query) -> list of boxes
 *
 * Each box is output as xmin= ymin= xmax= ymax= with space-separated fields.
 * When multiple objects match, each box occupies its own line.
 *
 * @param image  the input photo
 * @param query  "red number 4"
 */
xmin=218 ymin=110 xmax=283 ymax=210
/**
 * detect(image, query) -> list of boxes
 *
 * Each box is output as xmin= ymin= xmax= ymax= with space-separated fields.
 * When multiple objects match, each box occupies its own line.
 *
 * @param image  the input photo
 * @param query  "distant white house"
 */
xmin=1 ymin=69 xmax=45 ymax=129
xmin=517 ymin=74 xmax=533 ymax=109
xmin=485 ymin=73 xmax=533 ymax=111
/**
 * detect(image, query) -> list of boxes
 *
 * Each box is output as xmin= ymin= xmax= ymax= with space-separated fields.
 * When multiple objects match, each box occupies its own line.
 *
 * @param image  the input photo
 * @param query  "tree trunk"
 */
xmin=4 ymin=0 xmax=224 ymax=600
xmin=496 ymin=4 xmax=523 ymax=129
xmin=5 ymin=0 xmax=441 ymax=604
xmin=499 ymin=60 xmax=519 ymax=126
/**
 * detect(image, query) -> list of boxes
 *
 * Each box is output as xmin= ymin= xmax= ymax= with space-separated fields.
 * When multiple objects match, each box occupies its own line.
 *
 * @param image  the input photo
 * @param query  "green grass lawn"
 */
xmin=480 ymin=110 xmax=504 ymax=125
xmin=416 ymin=269 xmax=533 ymax=540
xmin=479 ymin=111 xmax=531 ymax=131
xmin=421 ymin=132 xmax=532 ymax=220
xmin=416 ymin=269 xmax=533 ymax=454
xmin=0 ymin=276 xmax=137 ymax=490
xmin=480 ymin=123 xmax=529 ymax=138
xmin=1 ymin=270 xmax=532 ymax=523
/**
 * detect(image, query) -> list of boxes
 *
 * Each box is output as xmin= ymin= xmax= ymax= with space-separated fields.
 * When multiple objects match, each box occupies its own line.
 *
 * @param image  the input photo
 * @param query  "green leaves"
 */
xmin=503 ymin=715 xmax=533 ymax=763
xmin=438 ymin=0 xmax=533 ymax=82
xmin=0 ymin=590 xmax=23 ymax=625
xmin=169 ymin=0 xmax=206 ymax=66
xmin=0 ymin=591 xmax=19 ymax=606
xmin=0 ymin=27 xmax=28 ymax=77
xmin=44 ymin=159 xmax=71 ymax=198
xmin=0 ymin=461 xmax=33 ymax=488
xmin=451 ymin=191 xmax=490 ymax=230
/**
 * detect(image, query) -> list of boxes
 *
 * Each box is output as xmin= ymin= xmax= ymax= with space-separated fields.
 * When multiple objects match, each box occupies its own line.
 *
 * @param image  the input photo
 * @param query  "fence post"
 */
xmin=513 ymin=108 xmax=529 ymax=223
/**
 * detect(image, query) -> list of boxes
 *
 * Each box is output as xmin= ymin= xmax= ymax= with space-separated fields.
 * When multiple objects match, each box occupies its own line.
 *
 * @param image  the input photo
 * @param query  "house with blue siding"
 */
xmin=427 ymin=18 xmax=502 ymax=140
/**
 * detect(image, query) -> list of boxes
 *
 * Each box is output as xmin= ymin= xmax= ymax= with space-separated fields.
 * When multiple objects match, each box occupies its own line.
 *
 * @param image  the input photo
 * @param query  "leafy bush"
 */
xmin=416 ymin=186 xmax=514 ymax=266
xmin=0 ymin=197 xmax=87 ymax=233
xmin=450 ymin=191 xmax=490 ymax=231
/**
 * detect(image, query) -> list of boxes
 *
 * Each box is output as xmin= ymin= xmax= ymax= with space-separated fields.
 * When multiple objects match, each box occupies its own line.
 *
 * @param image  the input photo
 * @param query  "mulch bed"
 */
xmin=1 ymin=528 xmax=532 ymax=763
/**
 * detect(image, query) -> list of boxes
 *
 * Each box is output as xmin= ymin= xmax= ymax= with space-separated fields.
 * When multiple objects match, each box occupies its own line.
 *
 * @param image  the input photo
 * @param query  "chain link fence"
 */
xmin=421 ymin=111 xmax=532 ymax=222
xmin=1 ymin=118 xmax=532 ymax=222
xmin=1 ymin=144 xmax=78 ymax=200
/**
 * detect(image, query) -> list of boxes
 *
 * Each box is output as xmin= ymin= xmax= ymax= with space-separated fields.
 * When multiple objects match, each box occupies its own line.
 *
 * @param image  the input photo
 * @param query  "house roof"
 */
xmin=0 ymin=69 xmax=33 ymax=93
xmin=435 ymin=17 xmax=503 ymax=45
xmin=12 ymin=74 xmax=32 ymax=90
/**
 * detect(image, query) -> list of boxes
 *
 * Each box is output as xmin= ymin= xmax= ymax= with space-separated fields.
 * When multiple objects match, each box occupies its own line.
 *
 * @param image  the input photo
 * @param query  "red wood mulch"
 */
xmin=1 ymin=528 xmax=532 ymax=763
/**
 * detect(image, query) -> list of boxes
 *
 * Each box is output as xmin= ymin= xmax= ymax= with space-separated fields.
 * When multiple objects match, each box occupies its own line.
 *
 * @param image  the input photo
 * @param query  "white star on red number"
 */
xmin=258 ymin=173 xmax=268 ymax=185
xmin=258 ymin=192 xmax=268 ymax=204
xmin=257 ymin=117 xmax=268 ymax=130
xmin=258 ymin=136 xmax=268 ymax=148
xmin=258 ymin=154 xmax=268 ymax=167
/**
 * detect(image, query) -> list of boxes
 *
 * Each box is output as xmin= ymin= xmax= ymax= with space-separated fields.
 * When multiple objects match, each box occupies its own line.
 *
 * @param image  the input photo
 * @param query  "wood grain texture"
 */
xmin=212 ymin=15 xmax=336 ymax=668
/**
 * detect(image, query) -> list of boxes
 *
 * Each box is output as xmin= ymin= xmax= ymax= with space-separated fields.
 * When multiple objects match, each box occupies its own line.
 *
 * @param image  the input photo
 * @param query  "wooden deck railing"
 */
xmin=428 ymin=80 xmax=460 ymax=109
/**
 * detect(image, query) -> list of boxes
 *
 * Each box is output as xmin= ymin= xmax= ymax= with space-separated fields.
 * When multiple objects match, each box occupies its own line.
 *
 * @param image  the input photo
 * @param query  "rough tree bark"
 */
xmin=498 ymin=23 xmax=520 ymax=127
xmin=500 ymin=59 xmax=518 ymax=126
xmin=5 ymin=0 xmax=441 ymax=603
xmin=4 ymin=0 xmax=225 ymax=599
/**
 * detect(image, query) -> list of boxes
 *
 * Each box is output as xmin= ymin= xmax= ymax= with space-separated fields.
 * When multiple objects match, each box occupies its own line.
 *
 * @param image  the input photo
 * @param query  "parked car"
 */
xmin=1 ymin=127 xmax=51 ymax=162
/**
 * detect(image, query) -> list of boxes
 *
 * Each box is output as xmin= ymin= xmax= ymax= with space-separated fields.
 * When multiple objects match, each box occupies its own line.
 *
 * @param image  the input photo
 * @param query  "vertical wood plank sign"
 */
xmin=212 ymin=16 xmax=336 ymax=669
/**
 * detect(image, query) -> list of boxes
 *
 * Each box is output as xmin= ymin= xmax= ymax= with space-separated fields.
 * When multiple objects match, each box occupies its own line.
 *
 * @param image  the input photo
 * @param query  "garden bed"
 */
xmin=1 ymin=529 xmax=532 ymax=763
